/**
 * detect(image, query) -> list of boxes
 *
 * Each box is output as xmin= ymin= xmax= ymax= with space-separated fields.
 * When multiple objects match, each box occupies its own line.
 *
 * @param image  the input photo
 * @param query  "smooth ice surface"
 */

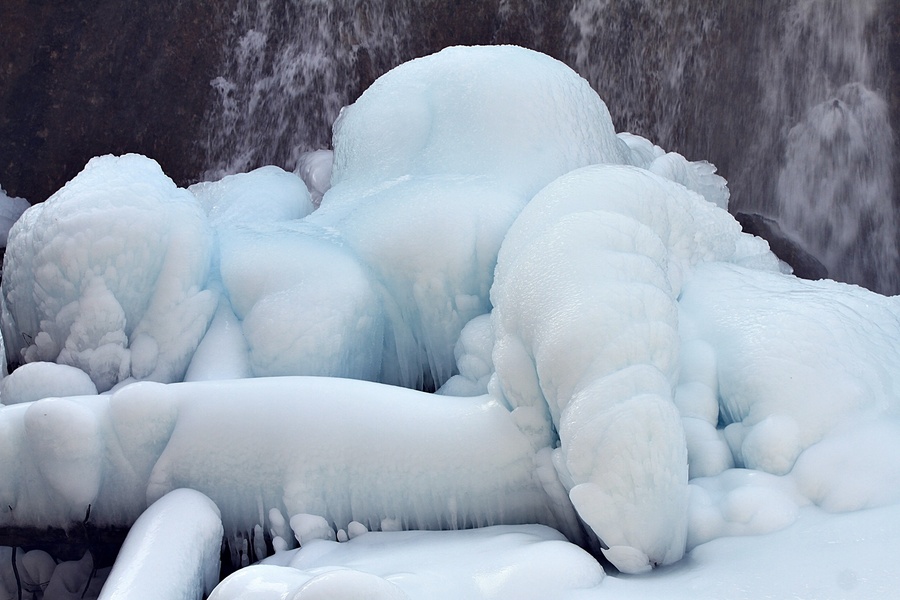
xmin=0 ymin=360 xmax=97 ymax=404
xmin=98 ymin=488 xmax=223 ymax=600
xmin=212 ymin=525 xmax=604 ymax=600
xmin=207 ymin=507 xmax=900 ymax=600
xmin=145 ymin=377 xmax=563 ymax=536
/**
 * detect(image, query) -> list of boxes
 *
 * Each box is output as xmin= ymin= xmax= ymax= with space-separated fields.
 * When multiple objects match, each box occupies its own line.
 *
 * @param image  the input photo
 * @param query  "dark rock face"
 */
xmin=735 ymin=212 xmax=829 ymax=281
xmin=0 ymin=0 xmax=230 ymax=202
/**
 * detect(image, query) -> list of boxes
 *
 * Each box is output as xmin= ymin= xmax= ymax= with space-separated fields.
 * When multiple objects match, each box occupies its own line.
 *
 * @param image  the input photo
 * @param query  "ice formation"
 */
xmin=489 ymin=163 xmax=776 ymax=570
xmin=1 ymin=44 xmax=900 ymax=596
xmin=0 ymin=186 xmax=29 ymax=248
xmin=211 ymin=525 xmax=604 ymax=600
xmin=1 ymin=155 xmax=217 ymax=391
xmin=99 ymin=489 xmax=223 ymax=600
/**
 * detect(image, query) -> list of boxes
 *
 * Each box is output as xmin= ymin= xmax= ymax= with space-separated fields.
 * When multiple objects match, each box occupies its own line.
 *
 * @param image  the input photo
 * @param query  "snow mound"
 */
xmin=189 ymin=165 xmax=314 ymax=228
xmin=301 ymin=44 xmax=632 ymax=389
xmin=327 ymin=44 xmax=629 ymax=199
xmin=680 ymin=262 xmax=900 ymax=512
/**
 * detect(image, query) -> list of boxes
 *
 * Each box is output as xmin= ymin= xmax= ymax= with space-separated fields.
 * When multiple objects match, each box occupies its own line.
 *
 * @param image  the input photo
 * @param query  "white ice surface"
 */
xmin=206 ymin=506 xmax=900 ymax=600
xmin=0 ymin=360 xmax=97 ymax=404
xmin=212 ymin=525 xmax=604 ymax=600
xmin=144 ymin=377 xmax=565 ymax=536
xmin=98 ymin=488 xmax=223 ymax=600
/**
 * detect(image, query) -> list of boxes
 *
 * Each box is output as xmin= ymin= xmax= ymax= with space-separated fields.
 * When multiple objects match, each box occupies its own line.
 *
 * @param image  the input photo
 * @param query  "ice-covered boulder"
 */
xmin=1 ymin=154 xmax=217 ymax=390
xmin=189 ymin=165 xmax=314 ymax=228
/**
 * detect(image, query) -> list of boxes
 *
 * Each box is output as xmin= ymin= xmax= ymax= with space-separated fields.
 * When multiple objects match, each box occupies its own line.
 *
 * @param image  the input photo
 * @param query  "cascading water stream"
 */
xmin=202 ymin=0 xmax=897 ymax=293
xmin=202 ymin=0 xmax=414 ymax=180
xmin=766 ymin=0 xmax=897 ymax=293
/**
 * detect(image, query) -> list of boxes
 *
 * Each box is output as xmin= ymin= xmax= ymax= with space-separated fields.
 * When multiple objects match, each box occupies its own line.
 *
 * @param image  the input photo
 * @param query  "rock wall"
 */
xmin=0 ymin=0 xmax=229 ymax=202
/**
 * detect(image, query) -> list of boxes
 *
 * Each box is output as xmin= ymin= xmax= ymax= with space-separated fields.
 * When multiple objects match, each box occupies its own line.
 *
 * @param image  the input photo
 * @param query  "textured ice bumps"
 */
xmin=1 ymin=154 xmax=217 ymax=390
xmin=490 ymin=164 xmax=766 ymax=572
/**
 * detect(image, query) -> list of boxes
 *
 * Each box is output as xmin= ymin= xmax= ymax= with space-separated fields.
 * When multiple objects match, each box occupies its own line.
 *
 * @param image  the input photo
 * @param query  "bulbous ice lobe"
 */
xmin=188 ymin=166 xmax=380 ymax=380
xmin=490 ymin=164 xmax=765 ymax=572
xmin=307 ymin=44 xmax=631 ymax=389
xmin=1 ymin=154 xmax=216 ymax=390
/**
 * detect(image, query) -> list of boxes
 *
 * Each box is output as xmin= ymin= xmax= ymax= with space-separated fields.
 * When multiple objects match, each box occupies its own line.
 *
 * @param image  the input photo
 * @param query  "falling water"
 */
xmin=202 ymin=0 xmax=414 ymax=180
xmin=566 ymin=0 xmax=721 ymax=152
xmin=202 ymin=0 xmax=897 ymax=293
xmin=765 ymin=0 xmax=897 ymax=293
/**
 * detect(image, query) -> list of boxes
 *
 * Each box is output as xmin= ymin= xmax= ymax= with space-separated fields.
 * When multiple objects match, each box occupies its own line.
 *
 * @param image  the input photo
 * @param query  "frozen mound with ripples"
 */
xmin=489 ymin=163 xmax=776 ymax=572
xmin=0 ymin=154 xmax=217 ymax=391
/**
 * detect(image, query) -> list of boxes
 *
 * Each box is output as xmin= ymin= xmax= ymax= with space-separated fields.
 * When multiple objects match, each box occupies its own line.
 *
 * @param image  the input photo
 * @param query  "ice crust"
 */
xmin=0 ymin=44 xmax=898 ymax=595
